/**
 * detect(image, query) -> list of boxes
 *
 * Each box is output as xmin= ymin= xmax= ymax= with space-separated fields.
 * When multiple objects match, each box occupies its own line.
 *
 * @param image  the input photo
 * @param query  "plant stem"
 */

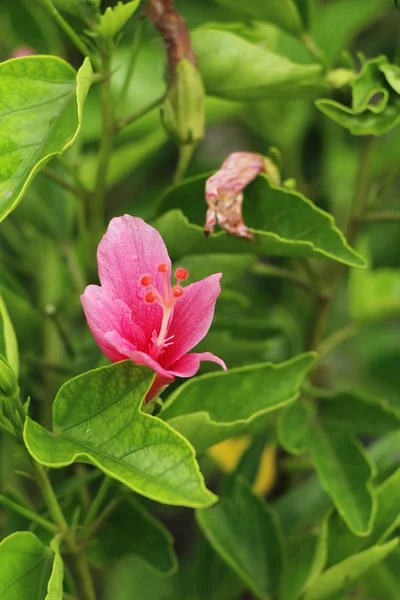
xmin=173 ymin=143 xmax=196 ymax=184
xmin=307 ymin=138 xmax=373 ymax=354
xmin=38 ymin=0 xmax=100 ymax=69
xmin=0 ymin=493 xmax=56 ymax=533
xmin=318 ymin=323 xmax=360 ymax=358
xmin=116 ymin=94 xmax=165 ymax=131
xmin=117 ymin=17 xmax=144 ymax=112
xmin=359 ymin=211 xmax=400 ymax=223
xmin=301 ymin=33 xmax=324 ymax=64
xmin=87 ymin=492 xmax=125 ymax=539
xmin=83 ymin=476 xmax=113 ymax=531
xmin=42 ymin=168 xmax=90 ymax=203
xmin=31 ymin=461 xmax=96 ymax=600
xmin=252 ymin=262 xmax=312 ymax=293
xmin=92 ymin=53 xmax=113 ymax=235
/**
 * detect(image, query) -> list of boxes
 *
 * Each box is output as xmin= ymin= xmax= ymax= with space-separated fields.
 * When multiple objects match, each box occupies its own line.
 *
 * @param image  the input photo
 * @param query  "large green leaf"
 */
xmin=196 ymin=479 xmax=283 ymax=599
xmin=161 ymin=353 xmax=315 ymax=453
xmin=156 ymin=175 xmax=365 ymax=267
xmin=0 ymin=56 xmax=92 ymax=221
xmin=307 ymin=424 xmax=376 ymax=536
xmin=93 ymin=496 xmax=177 ymax=575
xmin=0 ymin=293 xmax=18 ymax=376
xmin=191 ymin=28 xmax=323 ymax=101
xmin=211 ymin=0 xmax=307 ymax=36
xmin=0 ymin=532 xmax=63 ymax=599
xmin=24 ymin=362 xmax=215 ymax=508
xmin=303 ymin=539 xmax=399 ymax=600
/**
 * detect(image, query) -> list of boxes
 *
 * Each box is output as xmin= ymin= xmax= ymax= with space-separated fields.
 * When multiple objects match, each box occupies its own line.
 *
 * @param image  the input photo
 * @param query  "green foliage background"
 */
xmin=1 ymin=0 xmax=400 ymax=599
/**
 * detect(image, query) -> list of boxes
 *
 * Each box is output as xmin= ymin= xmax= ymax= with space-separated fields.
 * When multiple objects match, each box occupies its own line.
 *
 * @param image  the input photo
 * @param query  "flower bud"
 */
xmin=0 ymin=354 xmax=18 ymax=399
xmin=161 ymin=58 xmax=205 ymax=146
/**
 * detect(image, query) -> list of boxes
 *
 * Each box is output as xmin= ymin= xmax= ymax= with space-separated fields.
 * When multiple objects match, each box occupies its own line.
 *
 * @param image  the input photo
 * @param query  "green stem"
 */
xmin=0 ymin=493 xmax=56 ymax=533
xmin=92 ymin=53 xmax=114 ymax=234
xmin=38 ymin=0 xmax=100 ymax=69
xmin=117 ymin=17 xmax=144 ymax=112
xmin=116 ymin=94 xmax=165 ymax=131
xmin=83 ymin=476 xmax=113 ymax=531
xmin=86 ymin=492 xmax=125 ymax=539
xmin=173 ymin=143 xmax=196 ymax=185
xmin=42 ymin=168 xmax=90 ymax=203
xmin=31 ymin=461 xmax=96 ymax=600
xmin=301 ymin=33 xmax=324 ymax=64
xmin=252 ymin=262 xmax=312 ymax=293
xmin=359 ymin=211 xmax=400 ymax=223
xmin=318 ymin=323 xmax=359 ymax=358
xmin=306 ymin=138 xmax=373 ymax=354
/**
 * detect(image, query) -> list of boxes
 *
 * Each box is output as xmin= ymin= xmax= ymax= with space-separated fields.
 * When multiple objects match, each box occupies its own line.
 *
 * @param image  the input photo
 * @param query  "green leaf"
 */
xmin=350 ymin=263 xmax=400 ymax=322
xmin=156 ymin=175 xmax=365 ymax=267
xmin=361 ymin=547 xmax=400 ymax=600
xmin=0 ymin=56 xmax=92 ymax=222
xmin=24 ymin=362 xmax=216 ymax=508
xmin=316 ymin=98 xmax=400 ymax=136
xmin=95 ymin=1 xmax=140 ymax=39
xmin=303 ymin=539 xmax=399 ymax=600
xmin=161 ymin=353 xmax=316 ymax=453
xmin=351 ymin=56 xmax=389 ymax=114
xmin=211 ymin=0 xmax=307 ymax=36
xmin=0 ymin=294 xmax=18 ymax=377
xmin=104 ymin=555 xmax=177 ymax=600
xmin=278 ymin=401 xmax=310 ymax=455
xmin=52 ymin=0 xmax=100 ymax=20
xmin=281 ymin=516 xmax=328 ymax=600
xmin=191 ymin=28 xmax=323 ymax=101
xmin=319 ymin=391 xmax=400 ymax=435
xmin=196 ymin=479 xmax=283 ymax=599
xmin=327 ymin=466 xmax=400 ymax=566
xmin=0 ymin=531 xmax=63 ymax=599
xmin=93 ymin=496 xmax=178 ymax=575
xmin=307 ymin=423 xmax=377 ymax=536
xmin=47 ymin=539 xmax=63 ymax=600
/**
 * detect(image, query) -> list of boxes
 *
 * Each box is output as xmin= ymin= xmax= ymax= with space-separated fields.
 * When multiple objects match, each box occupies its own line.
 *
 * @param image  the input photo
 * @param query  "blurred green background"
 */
xmin=1 ymin=0 xmax=400 ymax=597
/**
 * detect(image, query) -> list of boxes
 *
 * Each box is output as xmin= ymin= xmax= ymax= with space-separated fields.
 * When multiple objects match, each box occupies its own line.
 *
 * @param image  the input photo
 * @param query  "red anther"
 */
xmin=157 ymin=263 xmax=169 ymax=273
xmin=175 ymin=267 xmax=189 ymax=281
xmin=144 ymin=291 xmax=156 ymax=304
xmin=172 ymin=286 xmax=184 ymax=298
xmin=140 ymin=274 xmax=152 ymax=287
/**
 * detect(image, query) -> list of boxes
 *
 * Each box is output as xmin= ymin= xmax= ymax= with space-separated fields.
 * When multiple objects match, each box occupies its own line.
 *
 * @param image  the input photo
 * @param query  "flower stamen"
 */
xmin=139 ymin=263 xmax=190 ymax=349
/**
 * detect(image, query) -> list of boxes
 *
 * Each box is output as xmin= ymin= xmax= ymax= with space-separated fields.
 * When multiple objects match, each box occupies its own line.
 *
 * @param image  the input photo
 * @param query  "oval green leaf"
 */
xmin=162 ymin=353 xmax=316 ymax=452
xmin=0 ymin=56 xmax=92 ymax=221
xmin=0 ymin=532 xmax=63 ymax=599
xmin=192 ymin=28 xmax=323 ymax=101
xmin=307 ymin=424 xmax=377 ymax=536
xmin=303 ymin=539 xmax=399 ymax=600
xmin=196 ymin=478 xmax=284 ymax=599
xmin=24 ymin=361 xmax=216 ymax=508
xmin=156 ymin=174 xmax=365 ymax=267
xmin=0 ymin=293 xmax=18 ymax=376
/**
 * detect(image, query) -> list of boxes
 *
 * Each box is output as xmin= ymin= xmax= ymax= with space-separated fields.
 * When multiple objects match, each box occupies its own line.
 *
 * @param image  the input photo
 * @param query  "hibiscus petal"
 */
xmin=105 ymin=330 xmax=174 ymax=381
xmin=161 ymin=273 xmax=222 ymax=367
xmin=81 ymin=285 xmax=146 ymax=361
xmin=168 ymin=352 xmax=227 ymax=377
xmin=97 ymin=215 xmax=170 ymax=339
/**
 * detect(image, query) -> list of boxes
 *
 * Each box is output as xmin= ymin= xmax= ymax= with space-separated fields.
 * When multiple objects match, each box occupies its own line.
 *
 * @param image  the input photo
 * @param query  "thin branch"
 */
xmin=42 ymin=168 xmax=90 ymax=202
xmin=116 ymin=94 xmax=165 ymax=131
xmin=359 ymin=211 xmax=400 ymax=223
xmin=0 ymin=493 xmax=57 ymax=533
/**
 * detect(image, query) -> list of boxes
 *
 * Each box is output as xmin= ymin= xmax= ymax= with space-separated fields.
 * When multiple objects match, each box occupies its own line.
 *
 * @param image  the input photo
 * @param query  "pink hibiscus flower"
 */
xmin=81 ymin=215 xmax=226 ymax=400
